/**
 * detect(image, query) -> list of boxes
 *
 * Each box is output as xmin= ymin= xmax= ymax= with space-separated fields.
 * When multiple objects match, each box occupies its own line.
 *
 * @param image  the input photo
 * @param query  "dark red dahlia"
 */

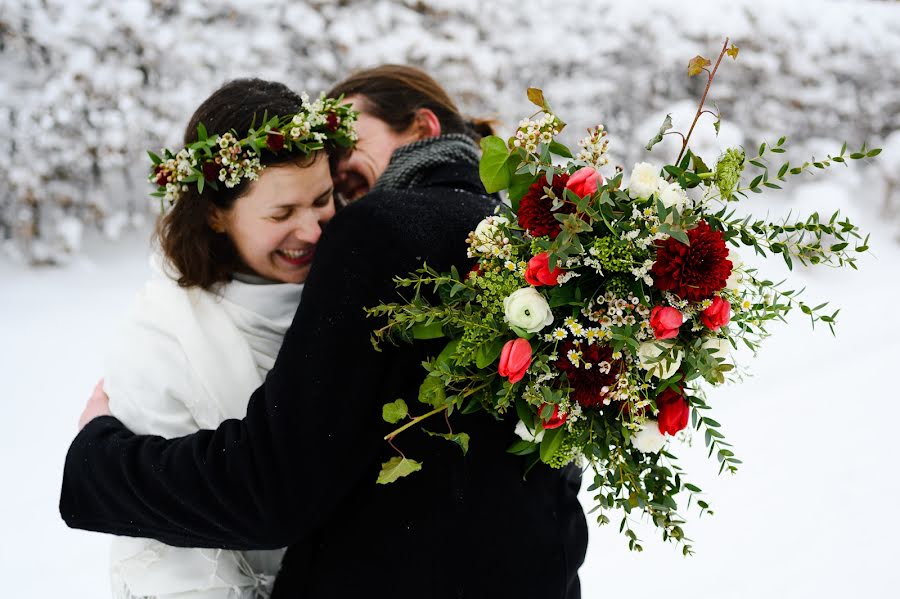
xmin=266 ymin=132 xmax=285 ymax=152
xmin=555 ymin=341 xmax=621 ymax=408
xmin=154 ymin=165 xmax=170 ymax=186
xmin=326 ymin=112 xmax=340 ymax=132
xmin=517 ymin=173 xmax=573 ymax=239
xmin=202 ymin=161 xmax=219 ymax=182
xmin=651 ymin=220 xmax=732 ymax=302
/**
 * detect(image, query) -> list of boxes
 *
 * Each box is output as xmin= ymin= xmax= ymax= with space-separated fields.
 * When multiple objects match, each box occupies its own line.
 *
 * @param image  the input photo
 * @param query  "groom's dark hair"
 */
xmin=156 ymin=78 xmax=318 ymax=289
xmin=327 ymin=65 xmax=494 ymax=141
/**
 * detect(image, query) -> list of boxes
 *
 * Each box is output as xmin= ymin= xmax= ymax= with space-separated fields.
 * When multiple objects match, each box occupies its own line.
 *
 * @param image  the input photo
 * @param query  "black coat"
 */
xmin=60 ymin=162 xmax=588 ymax=598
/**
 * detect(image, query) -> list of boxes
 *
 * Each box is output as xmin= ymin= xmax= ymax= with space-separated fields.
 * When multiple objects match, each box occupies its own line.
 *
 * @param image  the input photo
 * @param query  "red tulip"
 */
xmin=656 ymin=387 xmax=689 ymax=435
xmin=524 ymin=252 xmax=564 ymax=287
xmin=498 ymin=338 xmax=532 ymax=384
xmin=649 ymin=306 xmax=683 ymax=340
xmin=541 ymin=403 xmax=568 ymax=429
xmin=701 ymin=296 xmax=731 ymax=331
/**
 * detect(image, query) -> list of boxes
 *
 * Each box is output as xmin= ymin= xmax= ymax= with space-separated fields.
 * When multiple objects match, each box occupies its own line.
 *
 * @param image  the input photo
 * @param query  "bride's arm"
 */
xmin=60 ymin=199 xmax=407 ymax=549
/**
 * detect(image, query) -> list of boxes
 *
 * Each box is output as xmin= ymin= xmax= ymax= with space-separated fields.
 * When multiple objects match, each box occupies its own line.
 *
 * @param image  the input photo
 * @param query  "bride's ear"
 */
xmin=411 ymin=108 xmax=441 ymax=139
xmin=208 ymin=208 xmax=227 ymax=234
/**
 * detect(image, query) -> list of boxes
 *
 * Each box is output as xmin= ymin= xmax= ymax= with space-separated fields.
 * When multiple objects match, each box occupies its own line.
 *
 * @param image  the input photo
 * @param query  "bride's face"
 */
xmin=332 ymin=95 xmax=420 ymax=203
xmin=210 ymin=152 xmax=334 ymax=284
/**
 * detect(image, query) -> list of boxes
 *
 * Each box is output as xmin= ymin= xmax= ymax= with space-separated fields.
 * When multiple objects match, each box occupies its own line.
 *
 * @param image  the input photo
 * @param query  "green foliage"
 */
xmin=377 ymin=457 xmax=422 ymax=484
xmin=382 ymin=399 xmax=408 ymax=424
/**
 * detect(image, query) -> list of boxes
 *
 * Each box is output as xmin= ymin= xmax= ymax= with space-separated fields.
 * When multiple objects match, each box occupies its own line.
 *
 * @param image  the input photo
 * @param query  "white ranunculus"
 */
xmin=636 ymin=340 xmax=683 ymax=379
xmin=628 ymin=162 xmax=661 ymax=199
xmin=631 ymin=420 xmax=667 ymax=453
xmin=503 ymin=287 xmax=554 ymax=333
xmin=702 ymin=337 xmax=733 ymax=365
xmin=472 ymin=215 xmax=509 ymax=255
xmin=725 ymin=248 xmax=743 ymax=291
xmin=514 ymin=419 xmax=544 ymax=443
xmin=658 ymin=181 xmax=689 ymax=210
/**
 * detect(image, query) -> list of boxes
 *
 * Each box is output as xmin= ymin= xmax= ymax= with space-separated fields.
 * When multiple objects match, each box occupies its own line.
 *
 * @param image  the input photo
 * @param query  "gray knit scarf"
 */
xmin=371 ymin=133 xmax=480 ymax=192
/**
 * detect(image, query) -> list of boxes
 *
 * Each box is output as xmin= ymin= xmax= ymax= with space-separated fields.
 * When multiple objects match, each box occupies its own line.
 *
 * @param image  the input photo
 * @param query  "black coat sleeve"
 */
xmin=60 ymin=199 xmax=419 ymax=549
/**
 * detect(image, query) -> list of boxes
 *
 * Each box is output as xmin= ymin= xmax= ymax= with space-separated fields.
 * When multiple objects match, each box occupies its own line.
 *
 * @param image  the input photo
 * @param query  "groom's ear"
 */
xmin=411 ymin=107 xmax=441 ymax=139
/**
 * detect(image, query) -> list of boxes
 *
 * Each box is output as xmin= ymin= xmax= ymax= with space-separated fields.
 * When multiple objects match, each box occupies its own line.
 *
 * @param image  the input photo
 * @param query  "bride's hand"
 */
xmin=78 ymin=378 xmax=111 ymax=430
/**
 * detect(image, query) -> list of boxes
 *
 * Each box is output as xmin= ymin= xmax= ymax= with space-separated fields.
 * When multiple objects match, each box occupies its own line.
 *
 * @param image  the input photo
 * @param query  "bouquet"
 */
xmin=369 ymin=39 xmax=877 ymax=553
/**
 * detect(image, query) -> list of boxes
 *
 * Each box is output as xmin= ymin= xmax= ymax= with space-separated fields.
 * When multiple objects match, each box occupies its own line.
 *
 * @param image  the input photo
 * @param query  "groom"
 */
xmin=62 ymin=65 xmax=588 ymax=598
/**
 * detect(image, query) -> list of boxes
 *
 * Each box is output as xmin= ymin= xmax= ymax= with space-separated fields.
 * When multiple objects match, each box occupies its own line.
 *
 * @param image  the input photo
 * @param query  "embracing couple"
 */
xmin=61 ymin=65 xmax=588 ymax=599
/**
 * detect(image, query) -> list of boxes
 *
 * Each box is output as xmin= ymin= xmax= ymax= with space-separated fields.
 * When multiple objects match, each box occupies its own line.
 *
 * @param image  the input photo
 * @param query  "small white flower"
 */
xmin=551 ymin=327 xmax=568 ymax=340
xmin=636 ymin=340 xmax=683 ymax=379
xmin=504 ymin=287 xmax=555 ymax=333
xmin=628 ymin=162 xmax=661 ymax=199
xmin=632 ymin=420 xmax=667 ymax=453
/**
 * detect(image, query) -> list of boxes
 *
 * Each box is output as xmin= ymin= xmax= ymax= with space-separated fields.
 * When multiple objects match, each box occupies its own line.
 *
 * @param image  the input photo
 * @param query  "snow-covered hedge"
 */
xmin=1 ymin=0 xmax=898 ymax=263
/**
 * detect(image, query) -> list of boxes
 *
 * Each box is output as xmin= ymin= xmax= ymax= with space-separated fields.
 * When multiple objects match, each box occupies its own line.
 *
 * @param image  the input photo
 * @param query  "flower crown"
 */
xmin=149 ymin=93 xmax=358 ymax=206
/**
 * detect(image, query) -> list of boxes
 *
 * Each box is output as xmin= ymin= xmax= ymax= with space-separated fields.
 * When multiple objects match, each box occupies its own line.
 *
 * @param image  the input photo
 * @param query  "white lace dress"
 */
xmin=104 ymin=260 xmax=303 ymax=599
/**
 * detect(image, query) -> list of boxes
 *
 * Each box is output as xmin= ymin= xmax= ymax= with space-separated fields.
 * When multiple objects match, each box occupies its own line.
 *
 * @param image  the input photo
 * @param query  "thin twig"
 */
xmin=675 ymin=38 xmax=730 ymax=166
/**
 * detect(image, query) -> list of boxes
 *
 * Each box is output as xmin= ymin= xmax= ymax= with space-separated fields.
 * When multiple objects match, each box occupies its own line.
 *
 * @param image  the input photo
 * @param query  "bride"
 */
xmin=102 ymin=78 xmax=355 ymax=599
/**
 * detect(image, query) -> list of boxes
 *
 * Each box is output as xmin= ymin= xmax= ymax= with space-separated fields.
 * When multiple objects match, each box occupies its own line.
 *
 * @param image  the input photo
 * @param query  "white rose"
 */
xmin=472 ymin=215 xmax=509 ymax=255
xmin=503 ymin=287 xmax=554 ymax=333
xmin=628 ymin=162 xmax=661 ymax=199
xmin=514 ymin=419 xmax=544 ymax=443
xmin=631 ymin=420 xmax=667 ymax=453
xmin=725 ymin=249 xmax=743 ymax=291
xmin=702 ymin=337 xmax=733 ymax=365
xmin=636 ymin=340 xmax=683 ymax=379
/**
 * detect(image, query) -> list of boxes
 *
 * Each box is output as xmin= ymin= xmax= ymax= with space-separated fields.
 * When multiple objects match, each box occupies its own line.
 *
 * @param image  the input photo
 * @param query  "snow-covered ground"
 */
xmin=1 ymin=175 xmax=898 ymax=596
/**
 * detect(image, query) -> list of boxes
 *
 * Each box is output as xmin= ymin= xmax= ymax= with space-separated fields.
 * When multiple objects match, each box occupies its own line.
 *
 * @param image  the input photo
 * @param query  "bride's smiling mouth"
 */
xmin=275 ymin=247 xmax=315 ymax=267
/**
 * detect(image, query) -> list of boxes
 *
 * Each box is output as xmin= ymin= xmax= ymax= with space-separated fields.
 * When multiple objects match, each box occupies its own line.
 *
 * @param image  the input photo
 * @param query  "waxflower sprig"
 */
xmin=367 ymin=39 xmax=876 ymax=554
xmin=148 ymin=93 xmax=357 ymax=207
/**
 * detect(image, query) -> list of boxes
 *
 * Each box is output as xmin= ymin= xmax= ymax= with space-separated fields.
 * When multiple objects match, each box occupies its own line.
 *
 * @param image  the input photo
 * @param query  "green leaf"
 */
xmin=479 ymin=136 xmax=512 ymax=193
xmin=418 ymin=376 xmax=446 ymax=408
xmin=508 ymin=172 xmax=537 ymax=207
xmin=646 ymin=114 xmax=673 ymax=151
xmin=691 ymin=153 xmax=711 ymax=175
xmin=382 ymin=399 xmax=408 ymax=424
xmin=475 ymin=337 xmax=506 ymax=369
xmin=867 ymin=148 xmax=882 ymax=157
xmin=425 ymin=430 xmax=470 ymax=455
xmin=147 ymin=150 xmax=162 ymax=165
xmin=411 ymin=321 xmax=444 ymax=339
xmin=377 ymin=456 xmax=422 ymax=484
xmin=435 ymin=338 xmax=461 ymax=370
xmin=197 ymin=122 xmax=208 ymax=141
xmin=539 ymin=426 xmax=564 ymax=463
xmin=507 ymin=439 xmax=539 ymax=456
xmin=549 ymin=140 xmax=573 ymax=158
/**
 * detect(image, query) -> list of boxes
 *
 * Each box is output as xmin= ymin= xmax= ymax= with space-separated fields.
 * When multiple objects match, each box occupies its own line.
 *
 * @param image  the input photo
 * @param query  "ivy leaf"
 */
xmin=646 ymin=114 xmax=673 ymax=151
xmin=425 ymin=430 xmax=470 ymax=455
xmin=418 ymin=375 xmax=446 ymax=408
xmin=527 ymin=87 xmax=548 ymax=111
xmin=688 ymin=55 xmax=711 ymax=77
xmin=377 ymin=456 xmax=422 ymax=484
xmin=726 ymin=44 xmax=740 ymax=60
xmin=382 ymin=399 xmax=408 ymax=424
xmin=479 ymin=136 xmax=512 ymax=193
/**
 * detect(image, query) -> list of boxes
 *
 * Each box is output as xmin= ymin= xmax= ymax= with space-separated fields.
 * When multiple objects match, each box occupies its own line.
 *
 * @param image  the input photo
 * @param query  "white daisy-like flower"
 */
xmin=551 ymin=327 xmax=568 ymax=340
